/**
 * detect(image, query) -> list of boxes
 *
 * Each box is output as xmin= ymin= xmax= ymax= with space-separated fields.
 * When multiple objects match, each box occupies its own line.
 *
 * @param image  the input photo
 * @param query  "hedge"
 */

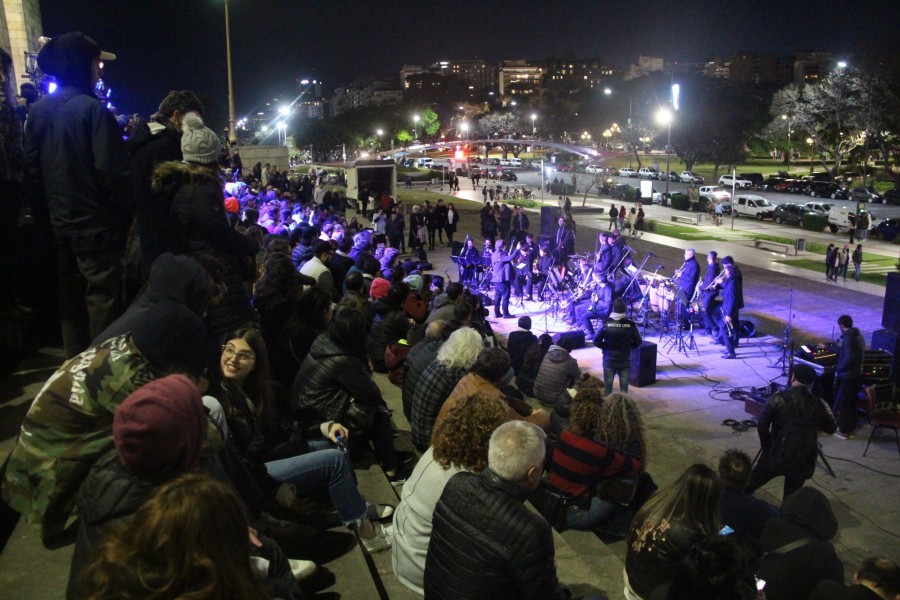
xmin=550 ymin=183 xmax=576 ymax=196
xmin=801 ymin=213 xmax=829 ymax=231
xmin=670 ymin=193 xmax=691 ymax=211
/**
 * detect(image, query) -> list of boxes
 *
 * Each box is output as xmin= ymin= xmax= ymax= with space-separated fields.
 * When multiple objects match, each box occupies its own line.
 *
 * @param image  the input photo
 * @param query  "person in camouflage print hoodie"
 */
xmin=1 ymin=301 xmax=213 ymax=548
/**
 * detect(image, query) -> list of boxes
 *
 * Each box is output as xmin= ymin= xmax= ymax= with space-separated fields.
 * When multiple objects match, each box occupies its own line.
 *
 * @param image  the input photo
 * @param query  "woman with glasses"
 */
xmin=215 ymin=328 xmax=394 ymax=553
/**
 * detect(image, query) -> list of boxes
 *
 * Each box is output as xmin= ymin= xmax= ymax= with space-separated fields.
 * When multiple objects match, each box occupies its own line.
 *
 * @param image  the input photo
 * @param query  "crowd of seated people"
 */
xmin=2 ymin=61 xmax=895 ymax=599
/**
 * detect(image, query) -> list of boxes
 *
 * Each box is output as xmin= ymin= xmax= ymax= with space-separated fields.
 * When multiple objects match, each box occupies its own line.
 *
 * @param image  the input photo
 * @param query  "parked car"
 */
xmin=807 ymin=181 xmax=847 ymax=199
xmin=619 ymin=167 xmax=637 ymax=178
xmin=499 ymin=171 xmax=518 ymax=181
xmin=418 ymin=157 xmax=434 ymax=167
xmin=873 ymin=217 xmax=899 ymax=241
xmin=611 ymin=183 xmax=634 ymax=199
xmin=638 ymin=167 xmax=659 ymax=179
xmin=788 ymin=180 xmax=810 ymax=194
xmin=698 ymin=186 xmax=731 ymax=202
xmin=849 ymin=186 xmax=881 ymax=203
xmin=719 ymin=174 xmax=753 ymax=189
xmin=772 ymin=179 xmax=796 ymax=193
xmin=883 ymin=189 xmax=900 ymax=205
xmin=739 ymin=173 xmax=764 ymax=188
xmin=681 ymin=171 xmax=704 ymax=183
xmin=761 ymin=176 xmax=786 ymax=191
xmin=772 ymin=203 xmax=811 ymax=226
xmin=734 ymin=194 xmax=775 ymax=220
xmin=508 ymin=157 xmax=523 ymax=167
xmin=585 ymin=164 xmax=603 ymax=174
xmin=803 ymin=201 xmax=833 ymax=215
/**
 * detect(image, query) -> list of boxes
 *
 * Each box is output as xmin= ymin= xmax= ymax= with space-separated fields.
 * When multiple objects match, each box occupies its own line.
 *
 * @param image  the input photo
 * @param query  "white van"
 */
xmin=418 ymin=158 xmax=433 ymax=167
xmin=508 ymin=157 xmax=523 ymax=167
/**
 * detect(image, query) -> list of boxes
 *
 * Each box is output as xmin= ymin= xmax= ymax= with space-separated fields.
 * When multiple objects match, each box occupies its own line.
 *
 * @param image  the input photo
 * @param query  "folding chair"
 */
xmin=862 ymin=383 xmax=900 ymax=457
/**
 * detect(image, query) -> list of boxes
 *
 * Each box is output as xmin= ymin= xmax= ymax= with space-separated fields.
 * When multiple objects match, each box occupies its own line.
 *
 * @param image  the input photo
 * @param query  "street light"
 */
xmin=278 ymin=122 xmax=287 ymax=146
xmin=657 ymin=108 xmax=673 ymax=200
xmin=223 ymin=0 xmax=237 ymax=144
xmin=461 ymin=121 xmax=469 ymax=140
xmin=413 ymin=114 xmax=419 ymax=140
xmin=278 ymin=106 xmax=290 ymax=116
xmin=781 ymin=114 xmax=792 ymax=169
xmin=531 ymin=113 xmax=537 ymax=136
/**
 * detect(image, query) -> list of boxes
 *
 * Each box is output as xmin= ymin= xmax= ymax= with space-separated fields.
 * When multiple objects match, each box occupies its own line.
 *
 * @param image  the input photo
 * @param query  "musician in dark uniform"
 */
xmin=533 ymin=245 xmax=554 ymax=299
xmin=721 ymin=255 xmax=744 ymax=345
xmin=605 ymin=233 xmax=621 ymax=277
xmin=481 ymin=238 xmax=493 ymax=261
xmin=716 ymin=263 xmax=739 ymax=359
xmin=460 ymin=238 xmax=481 ymax=284
xmin=700 ymin=250 xmax=721 ymax=336
xmin=576 ymin=273 xmax=613 ymax=337
xmin=553 ymin=217 xmax=574 ymax=268
xmin=676 ymin=248 xmax=701 ymax=327
xmin=596 ymin=232 xmax=612 ymax=277
xmin=514 ymin=236 xmax=536 ymax=300
xmin=511 ymin=206 xmax=530 ymax=246
xmin=491 ymin=238 xmax=517 ymax=319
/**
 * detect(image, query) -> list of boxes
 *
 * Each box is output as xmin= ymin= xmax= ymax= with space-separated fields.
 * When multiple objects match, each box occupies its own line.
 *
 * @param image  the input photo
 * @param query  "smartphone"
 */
xmin=719 ymin=525 xmax=735 ymax=535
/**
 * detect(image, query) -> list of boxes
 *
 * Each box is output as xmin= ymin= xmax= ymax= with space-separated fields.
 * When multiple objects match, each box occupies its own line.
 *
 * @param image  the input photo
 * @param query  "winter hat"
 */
xmin=181 ymin=112 xmax=222 ymax=165
xmin=113 ymin=374 xmax=206 ymax=478
xmin=380 ymin=247 xmax=399 ymax=268
xmin=403 ymin=274 xmax=423 ymax=292
xmin=224 ymin=197 xmax=239 ymax=214
xmin=131 ymin=300 xmax=215 ymax=377
xmin=370 ymin=277 xmax=391 ymax=300
xmin=792 ymin=363 xmax=817 ymax=386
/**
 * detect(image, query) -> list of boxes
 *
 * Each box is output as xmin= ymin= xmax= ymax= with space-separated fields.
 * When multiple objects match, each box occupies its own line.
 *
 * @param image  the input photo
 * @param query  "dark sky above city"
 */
xmin=42 ymin=0 xmax=899 ymax=130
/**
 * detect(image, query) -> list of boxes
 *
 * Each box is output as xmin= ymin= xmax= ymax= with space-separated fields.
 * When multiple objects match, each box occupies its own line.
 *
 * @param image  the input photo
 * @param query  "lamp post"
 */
xmin=224 ymin=0 xmax=237 ymax=144
xmin=781 ymin=114 xmax=792 ymax=169
xmin=656 ymin=108 xmax=673 ymax=202
xmin=531 ymin=113 xmax=537 ymax=136
xmin=461 ymin=121 xmax=469 ymax=140
xmin=413 ymin=114 xmax=419 ymax=140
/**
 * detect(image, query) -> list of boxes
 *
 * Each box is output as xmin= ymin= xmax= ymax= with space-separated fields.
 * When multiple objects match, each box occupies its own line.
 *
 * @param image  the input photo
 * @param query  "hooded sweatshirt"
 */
xmin=758 ymin=487 xmax=843 ymax=600
xmin=533 ymin=345 xmax=581 ymax=407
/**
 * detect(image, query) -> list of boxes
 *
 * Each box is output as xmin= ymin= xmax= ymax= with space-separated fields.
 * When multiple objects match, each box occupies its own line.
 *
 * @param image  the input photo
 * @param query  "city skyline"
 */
xmin=42 ymin=0 xmax=899 ymax=129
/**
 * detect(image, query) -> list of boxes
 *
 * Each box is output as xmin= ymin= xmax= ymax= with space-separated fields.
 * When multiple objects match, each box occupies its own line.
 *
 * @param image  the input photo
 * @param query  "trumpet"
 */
xmin=721 ymin=307 xmax=734 ymax=336
xmin=669 ymin=263 xmax=686 ymax=284
xmin=701 ymin=269 xmax=727 ymax=292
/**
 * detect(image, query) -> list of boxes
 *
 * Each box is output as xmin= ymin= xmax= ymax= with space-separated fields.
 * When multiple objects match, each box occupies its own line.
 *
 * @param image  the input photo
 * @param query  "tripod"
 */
xmin=771 ymin=289 xmax=795 ymax=381
xmin=664 ymin=304 xmax=699 ymax=356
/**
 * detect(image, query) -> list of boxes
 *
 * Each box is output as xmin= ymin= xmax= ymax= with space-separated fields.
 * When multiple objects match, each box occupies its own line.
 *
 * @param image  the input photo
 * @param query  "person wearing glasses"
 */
xmin=214 ymin=328 xmax=394 ymax=553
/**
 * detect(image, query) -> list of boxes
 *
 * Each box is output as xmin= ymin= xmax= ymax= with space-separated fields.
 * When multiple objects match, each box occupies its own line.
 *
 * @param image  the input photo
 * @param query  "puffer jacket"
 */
xmin=593 ymin=313 xmax=642 ymax=365
xmin=425 ymin=293 xmax=455 ymax=324
xmin=758 ymin=487 xmax=843 ymax=600
xmin=533 ymin=345 xmax=581 ymax=407
xmin=424 ymin=470 xmax=566 ymax=600
xmin=292 ymin=333 xmax=385 ymax=423
xmin=367 ymin=297 xmax=409 ymax=372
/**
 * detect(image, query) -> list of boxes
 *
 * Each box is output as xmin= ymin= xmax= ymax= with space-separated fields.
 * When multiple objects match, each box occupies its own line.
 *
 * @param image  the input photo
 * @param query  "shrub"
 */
xmin=801 ymin=213 xmax=829 ymax=232
xmin=670 ymin=193 xmax=691 ymax=211
xmin=550 ymin=183 xmax=576 ymax=196
xmin=693 ymin=198 xmax=709 ymax=213
xmin=643 ymin=219 xmax=657 ymax=232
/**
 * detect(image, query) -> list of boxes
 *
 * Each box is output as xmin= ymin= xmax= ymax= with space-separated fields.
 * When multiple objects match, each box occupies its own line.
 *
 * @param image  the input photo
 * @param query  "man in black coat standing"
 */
xmin=424 ymin=421 xmax=568 ymax=600
xmin=699 ymin=250 xmax=721 ymax=337
xmin=491 ymin=239 xmax=517 ymax=319
xmin=833 ymin=314 xmax=866 ymax=438
xmin=745 ymin=363 xmax=837 ymax=499
xmin=510 ymin=206 xmax=530 ymax=247
xmin=676 ymin=248 xmax=700 ymax=328
xmin=716 ymin=263 xmax=740 ymax=359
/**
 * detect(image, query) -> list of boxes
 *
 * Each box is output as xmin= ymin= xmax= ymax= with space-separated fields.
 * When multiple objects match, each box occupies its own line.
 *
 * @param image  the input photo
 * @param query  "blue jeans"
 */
xmin=603 ymin=361 xmax=630 ymax=395
xmin=265 ymin=448 xmax=367 ymax=527
xmin=566 ymin=496 xmax=617 ymax=530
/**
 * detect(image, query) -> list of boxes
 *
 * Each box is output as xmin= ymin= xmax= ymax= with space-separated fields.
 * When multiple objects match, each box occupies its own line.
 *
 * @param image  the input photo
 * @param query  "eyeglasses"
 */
xmin=222 ymin=345 xmax=256 ymax=362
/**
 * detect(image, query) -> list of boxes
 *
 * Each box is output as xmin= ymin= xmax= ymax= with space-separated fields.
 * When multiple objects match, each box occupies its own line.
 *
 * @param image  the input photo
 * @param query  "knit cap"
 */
xmin=403 ymin=274 xmax=423 ymax=292
xmin=181 ymin=112 xmax=222 ymax=165
xmin=370 ymin=277 xmax=391 ymax=300
xmin=224 ymin=197 xmax=239 ymax=214
xmin=113 ymin=375 xmax=206 ymax=478
xmin=131 ymin=300 xmax=215 ymax=376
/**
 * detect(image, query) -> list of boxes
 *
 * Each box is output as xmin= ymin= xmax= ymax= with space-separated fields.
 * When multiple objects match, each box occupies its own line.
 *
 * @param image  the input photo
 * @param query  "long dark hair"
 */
xmin=78 ymin=473 xmax=268 ymax=600
xmin=329 ymin=308 xmax=369 ymax=361
xmin=220 ymin=328 xmax=275 ymax=429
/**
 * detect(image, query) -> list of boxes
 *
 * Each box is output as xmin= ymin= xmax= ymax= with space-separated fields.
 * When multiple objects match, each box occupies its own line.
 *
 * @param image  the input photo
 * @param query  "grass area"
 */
xmin=773 ymin=258 xmax=888 ymax=286
xmin=649 ymin=221 xmax=731 ymax=242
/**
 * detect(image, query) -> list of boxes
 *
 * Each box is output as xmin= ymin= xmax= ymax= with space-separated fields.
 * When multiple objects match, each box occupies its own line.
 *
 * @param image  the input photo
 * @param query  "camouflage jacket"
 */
xmin=1 ymin=334 xmax=157 ymax=548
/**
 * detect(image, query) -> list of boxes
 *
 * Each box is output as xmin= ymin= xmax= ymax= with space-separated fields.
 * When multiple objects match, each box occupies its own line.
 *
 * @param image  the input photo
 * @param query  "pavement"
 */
xmin=0 ymin=185 xmax=897 ymax=598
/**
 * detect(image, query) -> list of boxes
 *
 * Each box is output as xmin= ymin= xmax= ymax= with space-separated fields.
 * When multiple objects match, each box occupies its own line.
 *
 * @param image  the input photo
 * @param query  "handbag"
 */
xmin=528 ymin=481 xmax=570 ymax=532
xmin=344 ymin=400 xmax=378 ymax=431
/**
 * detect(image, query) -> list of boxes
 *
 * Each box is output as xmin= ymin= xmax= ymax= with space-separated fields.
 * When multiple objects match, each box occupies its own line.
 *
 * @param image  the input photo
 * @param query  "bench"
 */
xmin=670 ymin=214 xmax=697 ymax=225
xmin=753 ymin=239 xmax=797 ymax=255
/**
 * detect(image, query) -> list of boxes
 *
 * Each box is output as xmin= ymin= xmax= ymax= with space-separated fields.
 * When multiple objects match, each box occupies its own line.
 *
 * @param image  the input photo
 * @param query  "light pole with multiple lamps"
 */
xmin=413 ymin=114 xmax=419 ymax=140
xmin=223 ymin=0 xmax=237 ymax=144
xmin=531 ymin=113 xmax=537 ymax=136
xmin=656 ymin=108 xmax=673 ymax=202
xmin=461 ymin=121 xmax=469 ymax=140
xmin=781 ymin=114 xmax=792 ymax=169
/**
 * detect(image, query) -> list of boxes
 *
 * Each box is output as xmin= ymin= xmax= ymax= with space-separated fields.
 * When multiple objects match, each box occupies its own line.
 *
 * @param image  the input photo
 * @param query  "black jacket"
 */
xmin=677 ymin=257 xmax=700 ymax=296
xmin=625 ymin=519 xmax=707 ymax=599
xmin=758 ymin=487 xmax=843 ymax=600
xmin=757 ymin=385 xmax=837 ymax=478
xmin=368 ymin=298 xmax=410 ymax=372
xmin=718 ymin=486 xmax=779 ymax=540
xmin=25 ymin=86 xmax=133 ymax=238
xmin=126 ymin=120 xmax=183 ymax=267
xmin=491 ymin=248 xmax=516 ymax=283
xmin=507 ymin=330 xmax=537 ymax=374
xmin=511 ymin=212 xmax=529 ymax=232
xmin=835 ymin=326 xmax=865 ymax=377
xmin=292 ymin=333 xmax=385 ymax=423
xmin=593 ymin=315 xmax=642 ymax=364
xmin=424 ymin=470 xmax=566 ymax=600
xmin=720 ymin=277 xmax=739 ymax=322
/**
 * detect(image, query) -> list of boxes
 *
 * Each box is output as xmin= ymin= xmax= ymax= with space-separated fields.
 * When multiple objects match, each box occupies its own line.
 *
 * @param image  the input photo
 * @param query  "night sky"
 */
xmin=42 ymin=0 xmax=899 ymax=130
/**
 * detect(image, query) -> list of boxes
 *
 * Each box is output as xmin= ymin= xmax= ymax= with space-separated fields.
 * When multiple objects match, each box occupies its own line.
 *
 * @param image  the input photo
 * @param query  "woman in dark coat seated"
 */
xmin=368 ymin=282 xmax=412 ymax=373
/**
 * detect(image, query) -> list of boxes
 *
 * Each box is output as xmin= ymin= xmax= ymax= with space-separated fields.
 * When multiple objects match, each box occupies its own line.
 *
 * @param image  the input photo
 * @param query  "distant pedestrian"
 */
xmin=636 ymin=207 xmax=645 ymax=233
xmin=825 ymin=244 xmax=835 ymax=281
xmin=608 ymin=203 xmax=617 ymax=231
xmin=840 ymin=244 xmax=850 ymax=280
xmin=482 ymin=185 xmax=488 ymax=203
xmin=856 ymin=211 xmax=869 ymax=241
xmin=618 ymin=205 xmax=627 ymax=230
xmin=627 ymin=207 xmax=637 ymax=236
xmin=852 ymin=244 xmax=862 ymax=281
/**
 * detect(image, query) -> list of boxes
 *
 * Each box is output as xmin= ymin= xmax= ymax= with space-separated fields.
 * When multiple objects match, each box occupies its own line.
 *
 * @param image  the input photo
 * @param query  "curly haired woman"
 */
xmin=547 ymin=379 xmax=644 ymax=532
xmin=392 ymin=393 xmax=507 ymax=595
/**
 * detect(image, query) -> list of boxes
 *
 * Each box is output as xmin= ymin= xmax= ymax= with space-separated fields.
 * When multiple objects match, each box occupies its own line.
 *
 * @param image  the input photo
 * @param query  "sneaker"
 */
xmin=367 ymin=502 xmax=395 ymax=521
xmin=388 ymin=472 xmax=407 ymax=487
xmin=395 ymin=450 xmax=415 ymax=466
xmin=360 ymin=522 xmax=393 ymax=553
xmin=288 ymin=559 xmax=317 ymax=581
xmin=834 ymin=431 xmax=855 ymax=440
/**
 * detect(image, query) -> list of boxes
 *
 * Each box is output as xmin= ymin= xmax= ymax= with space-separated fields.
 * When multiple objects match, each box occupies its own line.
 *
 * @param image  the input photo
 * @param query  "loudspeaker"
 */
xmin=871 ymin=328 xmax=900 ymax=386
xmin=450 ymin=241 xmax=464 ymax=258
xmin=883 ymin=272 xmax=900 ymax=333
xmin=552 ymin=330 xmax=585 ymax=350
xmin=540 ymin=207 xmax=558 ymax=238
xmin=629 ymin=341 xmax=658 ymax=387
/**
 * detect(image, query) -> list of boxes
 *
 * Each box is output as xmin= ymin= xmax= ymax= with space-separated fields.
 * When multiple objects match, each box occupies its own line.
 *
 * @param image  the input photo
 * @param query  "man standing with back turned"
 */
xmin=833 ymin=314 xmax=866 ymax=439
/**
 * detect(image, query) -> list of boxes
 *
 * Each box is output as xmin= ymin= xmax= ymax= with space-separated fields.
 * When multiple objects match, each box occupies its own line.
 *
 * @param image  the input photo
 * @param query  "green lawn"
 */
xmin=773 ymin=258 xmax=888 ymax=286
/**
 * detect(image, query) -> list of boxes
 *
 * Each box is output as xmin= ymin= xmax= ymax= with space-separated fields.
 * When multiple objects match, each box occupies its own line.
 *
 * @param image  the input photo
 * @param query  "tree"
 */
xmin=621 ymin=120 xmax=655 ymax=169
xmin=769 ymin=68 xmax=872 ymax=178
xmin=421 ymin=107 xmax=440 ymax=136
xmin=478 ymin=112 xmax=526 ymax=138
xmin=395 ymin=129 xmax=413 ymax=144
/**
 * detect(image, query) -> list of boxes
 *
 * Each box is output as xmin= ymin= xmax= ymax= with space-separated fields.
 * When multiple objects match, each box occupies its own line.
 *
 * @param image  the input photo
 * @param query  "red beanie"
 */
xmin=224 ymin=197 xmax=240 ymax=214
xmin=113 ymin=375 xmax=206 ymax=478
xmin=370 ymin=277 xmax=391 ymax=300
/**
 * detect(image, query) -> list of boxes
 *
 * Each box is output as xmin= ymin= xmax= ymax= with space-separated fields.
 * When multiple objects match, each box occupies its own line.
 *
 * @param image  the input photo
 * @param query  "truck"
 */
xmin=345 ymin=159 xmax=397 ymax=207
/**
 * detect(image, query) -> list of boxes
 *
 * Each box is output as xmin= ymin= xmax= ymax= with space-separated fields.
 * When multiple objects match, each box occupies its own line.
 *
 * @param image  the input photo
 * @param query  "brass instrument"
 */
xmin=668 ymin=263 xmax=686 ymax=285
xmin=722 ymin=306 xmax=734 ymax=336
xmin=559 ymin=282 xmax=593 ymax=311
xmin=701 ymin=269 xmax=727 ymax=292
